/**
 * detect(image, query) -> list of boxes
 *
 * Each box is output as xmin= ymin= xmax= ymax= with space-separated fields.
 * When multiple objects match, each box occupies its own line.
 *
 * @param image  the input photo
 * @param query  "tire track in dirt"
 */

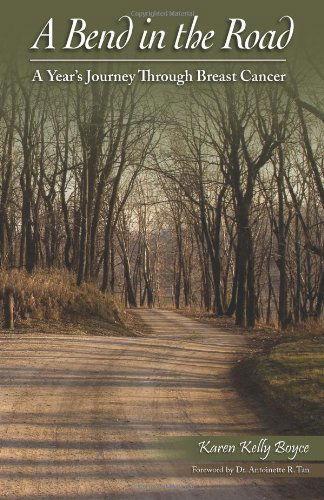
xmin=0 ymin=310 xmax=320 ymax=499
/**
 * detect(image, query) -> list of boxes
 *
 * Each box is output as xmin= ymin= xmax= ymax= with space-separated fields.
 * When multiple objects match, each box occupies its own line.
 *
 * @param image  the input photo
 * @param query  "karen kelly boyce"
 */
xmin=83 ymin=68 xmax=287 ymax=86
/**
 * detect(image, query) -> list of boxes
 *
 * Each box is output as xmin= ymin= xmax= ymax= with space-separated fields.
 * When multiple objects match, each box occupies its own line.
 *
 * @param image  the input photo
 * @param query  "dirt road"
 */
xmin=0 ymin=309 xmax=317 ymax=498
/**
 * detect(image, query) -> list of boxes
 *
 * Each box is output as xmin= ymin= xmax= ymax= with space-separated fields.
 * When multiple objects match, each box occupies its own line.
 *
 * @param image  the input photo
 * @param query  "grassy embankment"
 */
xmin=239 ymin=325 xmax=324 ymax=434
xmin=0 ymin=269 xmax=136 ymax=336
xmin=177 ymin=307 xmax=324 ymax=433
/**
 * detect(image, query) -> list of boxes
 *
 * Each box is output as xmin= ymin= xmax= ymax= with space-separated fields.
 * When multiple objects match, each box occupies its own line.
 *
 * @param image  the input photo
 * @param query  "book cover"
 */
xmin=0 ymin=0 xmax=323 ymax=498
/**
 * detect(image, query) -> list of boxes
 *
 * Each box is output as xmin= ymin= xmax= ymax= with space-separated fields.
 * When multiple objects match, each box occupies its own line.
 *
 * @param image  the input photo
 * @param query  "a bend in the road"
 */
xmin=0 ymin=309 xmax=315 ymax=499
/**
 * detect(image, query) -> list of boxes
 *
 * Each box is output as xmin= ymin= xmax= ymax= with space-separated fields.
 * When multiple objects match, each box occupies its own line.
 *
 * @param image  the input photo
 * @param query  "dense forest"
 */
xmin=0 ymin=64 xmax=323 ymax=329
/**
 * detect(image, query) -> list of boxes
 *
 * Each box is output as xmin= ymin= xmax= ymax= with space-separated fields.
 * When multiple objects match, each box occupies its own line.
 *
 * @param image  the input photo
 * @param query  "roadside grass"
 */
xmin=176 ymin=306 xmax=324 ymax=433
xmin=237 ymin=327 xmax=324 ymax=434
xmin=0 ymin=268 xmax=136 ymax=336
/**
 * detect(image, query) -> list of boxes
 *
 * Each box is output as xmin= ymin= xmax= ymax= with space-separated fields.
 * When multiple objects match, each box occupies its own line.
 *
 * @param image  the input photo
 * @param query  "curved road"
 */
xmin=0 ymin=309 xmax=316 ymax=498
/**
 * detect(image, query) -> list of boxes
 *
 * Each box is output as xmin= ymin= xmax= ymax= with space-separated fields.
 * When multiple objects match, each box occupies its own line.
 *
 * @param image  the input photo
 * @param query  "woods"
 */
xmin=0 ymin=65 xmax=323 ymax=329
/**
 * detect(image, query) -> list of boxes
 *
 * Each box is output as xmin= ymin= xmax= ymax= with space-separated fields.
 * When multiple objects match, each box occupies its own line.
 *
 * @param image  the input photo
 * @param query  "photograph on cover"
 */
xmin=0 ymin=1 xmax=323 ymax=498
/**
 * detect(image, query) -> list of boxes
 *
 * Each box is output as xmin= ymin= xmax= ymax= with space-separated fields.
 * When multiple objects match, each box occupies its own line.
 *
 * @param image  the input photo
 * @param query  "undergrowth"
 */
xmin=0 ymin=269 xmax=125 ymax=326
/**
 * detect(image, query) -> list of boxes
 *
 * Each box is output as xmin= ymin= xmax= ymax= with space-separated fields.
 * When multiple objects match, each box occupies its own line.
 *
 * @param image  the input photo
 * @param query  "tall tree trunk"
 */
xmin=276 ymin=147 xmax=288 ymax=329
xmin=235 ymin=206 xmax=250 ymax=326
xmin=294 ymin=215 xmax=301 ymax=323
xmin=77 ymin=163 xmax=89 ymax=286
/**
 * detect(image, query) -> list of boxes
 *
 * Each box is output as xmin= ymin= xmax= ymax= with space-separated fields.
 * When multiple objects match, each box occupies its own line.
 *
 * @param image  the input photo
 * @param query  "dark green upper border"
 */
xmin=0 ymin=0 xmax=322 ymax=69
